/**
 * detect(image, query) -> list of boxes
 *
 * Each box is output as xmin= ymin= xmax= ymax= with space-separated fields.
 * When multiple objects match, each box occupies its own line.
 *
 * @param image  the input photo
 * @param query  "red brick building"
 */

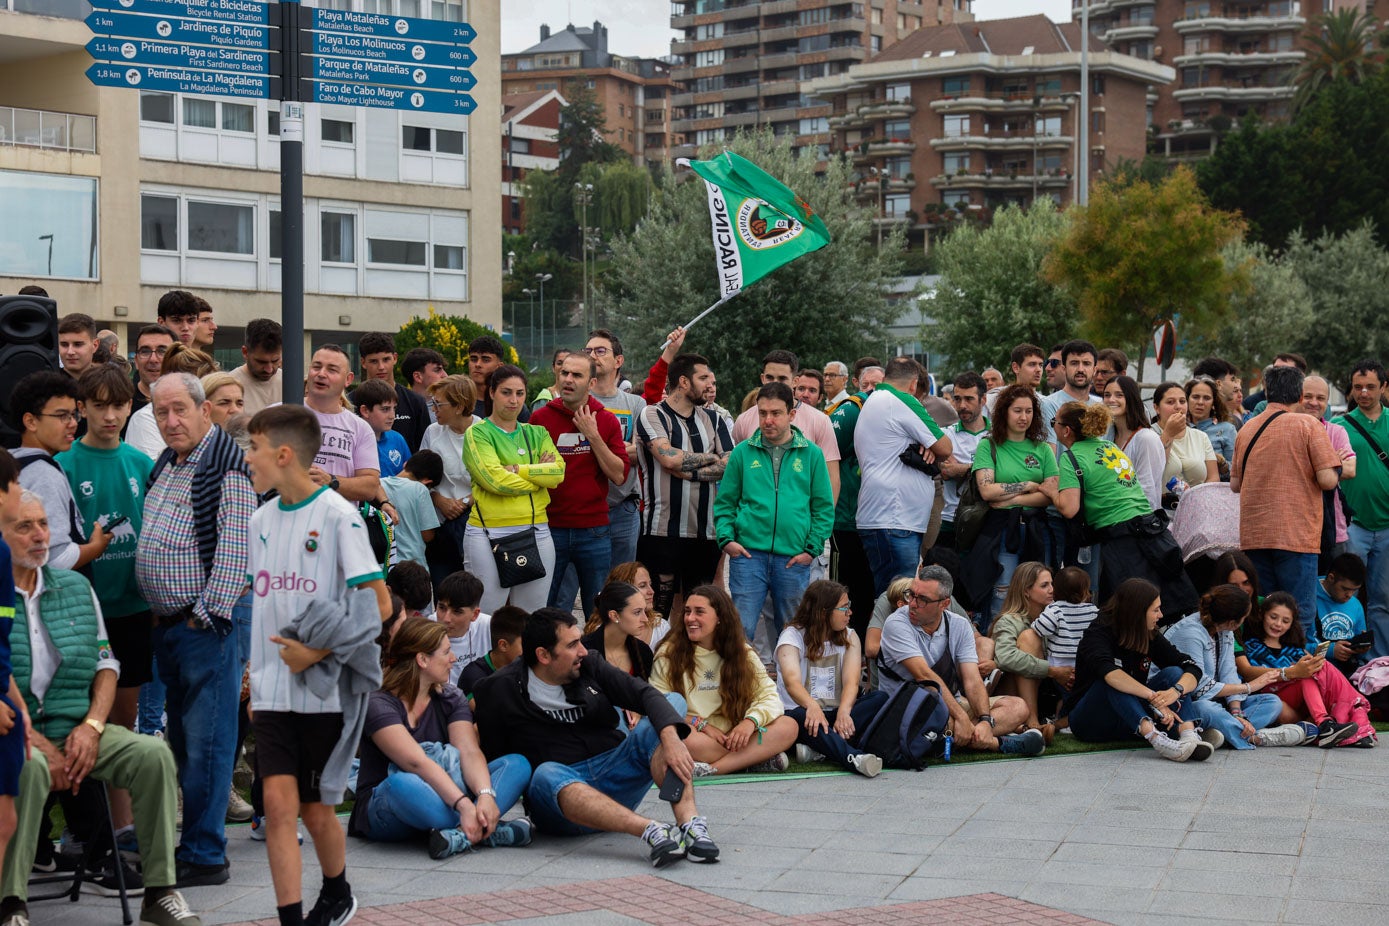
xmin=502 ymin=90 xmax=564 ymax=237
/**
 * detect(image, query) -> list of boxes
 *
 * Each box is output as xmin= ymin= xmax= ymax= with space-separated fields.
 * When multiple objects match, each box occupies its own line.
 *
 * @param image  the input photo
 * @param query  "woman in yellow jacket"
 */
xmin=650 ymin=585 xmax=798 ymax=776
xmin=462 ymin=364 xmax=565 ymax=612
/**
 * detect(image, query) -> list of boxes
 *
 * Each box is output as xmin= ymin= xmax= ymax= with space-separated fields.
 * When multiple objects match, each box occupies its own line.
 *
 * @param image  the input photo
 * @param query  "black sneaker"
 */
xmin=140 ymin=888 xmax=202 ymax=926
xmin=679 ymin=815 xmax=719 ymax=863
xmin=174 ymin=861 xmax=229 ymax=888
xmin=82 ymin=857 xmax=145 ymax=897
xmin=640 ymin=821 xmax=684 ymax=869
xmin=303 ymin=891 xmax=357 ymax=926
xmin=1317 ymin=719 xmax=1359 ymax=748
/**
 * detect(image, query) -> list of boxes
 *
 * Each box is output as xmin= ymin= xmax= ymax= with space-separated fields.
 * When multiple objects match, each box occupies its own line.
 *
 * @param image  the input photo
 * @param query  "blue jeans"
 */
xmin=785 ymin=689 xmax=888 ymax=770
xmin=365 ymin=751 xmax=531 ymax=842
xmin=153 ymin=592 xmax=251 ymax=866
xmin=1069 ymin=666 xmax=1197 ymax=742
xmin=526 ymin=693 xmax=685 ymax=837
xmin=137 ymin=659 xmax=166 ymax=735
xmin=1186 ymin=693 xmax=1282 ymax=750
xmin=1349 ymin=524 xmax=1389 ymax=659
xmin=609 ymin=497 xmax=640 ymax=568
xmin=860 ymin=528 xmax=923 ymax=598
xmin=728 ymin=549 xmax=812 ymax=642
xmin=1246 ymin=549 xmax=1320 ymax=642
xmin=547 ymin=525 xmax=613 ymax=617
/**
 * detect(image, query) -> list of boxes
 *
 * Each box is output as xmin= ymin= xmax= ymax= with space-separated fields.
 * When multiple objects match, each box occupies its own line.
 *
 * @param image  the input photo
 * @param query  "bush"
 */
xmin=393 ymin=308 xmax=521 ymax=385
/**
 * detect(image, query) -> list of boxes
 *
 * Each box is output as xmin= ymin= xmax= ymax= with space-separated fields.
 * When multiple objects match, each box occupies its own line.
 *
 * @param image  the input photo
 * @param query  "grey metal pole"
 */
xmin=1079 ymin=0 xmax=1090 ymax=206
xmin=280 ymin=0 xmax=305 ymax=403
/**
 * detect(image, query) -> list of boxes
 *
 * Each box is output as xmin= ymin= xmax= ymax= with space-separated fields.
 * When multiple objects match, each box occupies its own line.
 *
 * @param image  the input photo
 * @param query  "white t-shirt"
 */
xmin=311 ymin=407 xmax=378 ymax=479
xmin=125 ymin=405 xmax=166 ymax=461
xmin=446 ymin=613 xmax=492 ymax=685
xmin=421 ymin=422 xmax=473 ymax=501
xmin=942 ymin=420 xmax=989 ymax=522
xmin=1156 ymin=425 xmax=1216 ymax=486
xmin=774 ymin=625 xmax=846 ymax=710
xmin=853 ymin=389 xmax=946 ymax=533
xmin=247 ymin=487 xmax=382 ymax=713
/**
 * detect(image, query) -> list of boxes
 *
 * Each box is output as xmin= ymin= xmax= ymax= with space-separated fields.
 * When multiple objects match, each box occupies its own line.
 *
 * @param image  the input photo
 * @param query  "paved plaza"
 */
xmin=43 ymin=744 xmax=1389 ymax=926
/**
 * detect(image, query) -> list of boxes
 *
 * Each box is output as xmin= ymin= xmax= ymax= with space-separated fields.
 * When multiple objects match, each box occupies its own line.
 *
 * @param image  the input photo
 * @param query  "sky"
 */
xmin=502 ymin=0 xmax=1076 ymax=58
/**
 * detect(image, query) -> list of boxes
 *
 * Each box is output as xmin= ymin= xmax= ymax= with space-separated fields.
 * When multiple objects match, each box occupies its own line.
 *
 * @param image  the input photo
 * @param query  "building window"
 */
xmin=140 ymin=92 xmax=175 ymax=124
xmin=943 ymin=114 xmax=969 ymax=137
xmin=322 ymin=119 xmax=355 ymax=144
xmin=182 ymin=98 xmax=217 ymax=129
xmin=886 ymin=83 xmax=911 ymax=101
xmin=435 ymin=129 xmax=464 ymax=154
xmin=942 ymin=76 xmax=969 ymax=96
xmin=402 ymin=126 xmax=432 ymax=151
xmin=510 ymin=137 xmax=531 ymax=154
xmin=1036 ymin=115 xmax=1061 ymax=136
xmin=883 ymin=193 xmax=909 ymax=215
xmin=187 ymin=201 xmax=254 ymax=254
xmin=884 ymin=156 xmax=910 ymax=177
xmin=221 ymin=103 xmax=254 ymax=133
xmin=141 ymin=194 xmax=178 ymax=251
xmin=943 ymin=152 xmax=969 ymax=173
xmin=433 ymin=244 xmax=465 ymax=270
xmin=269 ymin=209 xmax=281 ymax=260
xmin=884 ymin=119 xmax=910 ymax=138
xmin=368 ymin=238 xmax=428 ymax=266
xmin=0 ymin=170 xmax=98 ymax=279
xmin=321 ymin=212 xmax=355 ymax=264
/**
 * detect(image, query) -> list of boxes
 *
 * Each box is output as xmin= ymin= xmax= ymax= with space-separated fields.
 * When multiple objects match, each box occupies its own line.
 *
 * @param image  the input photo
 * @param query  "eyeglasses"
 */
xmin=1045 ymin=359 xmax=1061 ymax=368
xmin=136 ymin=347 xmax=170 ymax=359
xmin=38 ymin=410 xmax=82 ymax=424
xmin=903 ymin=591 xmax=949 ymax=606
xmin=582 ymin=346 xmax=611 ymax=357
xmin=833 ymin=604 xmax=852 ymax=612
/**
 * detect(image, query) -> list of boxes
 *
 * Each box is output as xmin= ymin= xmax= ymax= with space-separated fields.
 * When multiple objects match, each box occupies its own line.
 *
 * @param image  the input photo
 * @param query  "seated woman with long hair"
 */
xmin=989 ymin=562 xmax=1071 ymax=738
xmin=1237 ymin=592 xmax=1372 ymax=747
xmin=581 ymin=581 xmax=655 ymax=680
xmin=650 ymin=586 xmax=798 ymax=776
xmin=605 ymin=561 xmax=667 ymax=649
xmin=774 ymin=580 xmax=887 ymax=777
xmin=1065 ymin=579 xmax=1216 ymax=763
xmin=347 ymin=618 xmax=534 ymax=858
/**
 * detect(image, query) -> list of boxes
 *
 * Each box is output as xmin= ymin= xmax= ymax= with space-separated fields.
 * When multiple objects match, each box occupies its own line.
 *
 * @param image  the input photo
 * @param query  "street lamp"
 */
xmin=39 ymin=234 xmax=53 ymax=276
xmin=573 ymin=182 xmax=594 ymax=331
xmin=506 ymin=249 xmax=516 ymax=275
xmin=535 ymin=273 xmax=553 ymax=362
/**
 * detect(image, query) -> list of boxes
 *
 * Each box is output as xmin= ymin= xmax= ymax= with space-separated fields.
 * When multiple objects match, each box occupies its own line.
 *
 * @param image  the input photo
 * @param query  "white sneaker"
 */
xmin=847 ymin=753 xmax=883 ymax=778
xmin=1199 ymin=727 xmax=1225 ymax=751
xmin=226 ymin=786 xmax=253 ymax=824
xmin=1149 ymin=732 xmax=1196 ymax=762
xmin=1255 ymin=723 xmax=1309 ymax=747
xmin=1181 ymin=728 xmax=1215 ymax=762
xmin=794 ymin=745 xmax=825 ymax=764
xmin=691 ymin=762 xmax=719 ymax=778
xmin=746 ymin=752 xmax=790 ymax=774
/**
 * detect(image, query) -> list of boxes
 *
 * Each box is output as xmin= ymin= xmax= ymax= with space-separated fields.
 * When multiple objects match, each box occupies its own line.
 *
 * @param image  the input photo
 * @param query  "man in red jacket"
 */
xmin=532 ymin=353 xmax=629 ymax=616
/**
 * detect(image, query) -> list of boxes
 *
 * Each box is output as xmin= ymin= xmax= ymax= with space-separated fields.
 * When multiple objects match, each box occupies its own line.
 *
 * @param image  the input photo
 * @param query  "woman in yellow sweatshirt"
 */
xmin=650 ymin=585 xmax=798 ymax=776
xmin=462 ymin=364 xmax=565 ymax=612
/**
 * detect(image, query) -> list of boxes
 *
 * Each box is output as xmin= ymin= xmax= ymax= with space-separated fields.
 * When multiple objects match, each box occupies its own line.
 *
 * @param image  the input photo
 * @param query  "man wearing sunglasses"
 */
xmin=877 ymin=566 xmax=1044 ymax=756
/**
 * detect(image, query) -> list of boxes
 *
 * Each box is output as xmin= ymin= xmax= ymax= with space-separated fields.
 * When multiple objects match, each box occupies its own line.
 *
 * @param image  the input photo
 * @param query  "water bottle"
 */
xmin=1165 ymin=476 xmax=1189 ymax=497
xmin=1078 ymin=545 xmax=1092 ymax=565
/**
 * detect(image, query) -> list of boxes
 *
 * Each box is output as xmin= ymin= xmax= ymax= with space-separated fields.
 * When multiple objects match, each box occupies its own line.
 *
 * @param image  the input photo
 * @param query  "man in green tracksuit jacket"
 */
xmin=715 ymin=382 xmax=834 ymax=643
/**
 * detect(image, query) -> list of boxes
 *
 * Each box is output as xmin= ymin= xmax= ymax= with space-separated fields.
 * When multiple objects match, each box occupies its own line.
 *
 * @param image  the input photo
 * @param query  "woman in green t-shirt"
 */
xmin=964 ymin=384 xmax=1059 ymax=623
xmin=1054 ymin=402 xmax=1198 ymax=620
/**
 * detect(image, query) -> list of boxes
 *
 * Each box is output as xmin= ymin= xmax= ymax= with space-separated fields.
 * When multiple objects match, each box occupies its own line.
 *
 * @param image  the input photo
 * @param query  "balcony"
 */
xmin=858 ymin=99 xmax=916 ymax=118
xmin=853 ymin=175 xmax=917 ymax=198
xmin=723 ymin=55 xmax=759 ymax=74
xmin=724 ymin=111 xmax=760 ymax=127
xmin=0 ymin=105 xmax=96 ymax=153
xmin=828 ymin=110 xmax=869 ymax=129
xmin=865 ymin=138 xmax=916 ymax=155
xmin=760 ymin=52 xmax=799 ymax=70
xmin=825 ymin=45 xmax=868 ymax=63
xmin=1172 ymin=49 xmax=1304 ymax=66
xmin=1103 ymin=23 xmax=1160 ymax=41
xmin=931 ymin=93 xmax=1075 ymax=113
xmin=931 ymin=132 xmax=1074 ymax=151
xmin=1172 ymin=82 xmax=1296 ymax=101
xmin=759 ymin=79 xmax=800 ymax=96
xmin=1173 ymin=14 xmax=1305 ymax=33
xmin=762 ymin=24 xmax=800 ymax=43
xmin=724 ymin=83 xmax=759 ymax=101
xmin=723 ymin=28 xmax=761 ymax=48
xmin=760 ymin=0 xmax=800 ymax=12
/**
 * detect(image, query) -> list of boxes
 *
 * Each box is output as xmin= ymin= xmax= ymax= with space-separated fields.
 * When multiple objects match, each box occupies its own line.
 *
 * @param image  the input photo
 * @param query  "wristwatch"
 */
xmin=477 ymin=788 xmax=498 ymax=799
xmin=84 ymin=717 xmax=106 ymax=736
xmin=978 ymin=713 xmax=996 ymax=728
xmin=329 ymin=477 xmax=341 ymax=491
xmin=1172 ymin=682 xmax=1185 ymax=696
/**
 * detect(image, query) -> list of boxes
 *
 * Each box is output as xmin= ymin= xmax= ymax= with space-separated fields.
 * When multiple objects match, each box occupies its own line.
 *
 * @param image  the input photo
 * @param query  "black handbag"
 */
xmin=475 ymin=428 xmax=548 ymax=589
xmin=952 ymin=442 xmax=994 ymax=552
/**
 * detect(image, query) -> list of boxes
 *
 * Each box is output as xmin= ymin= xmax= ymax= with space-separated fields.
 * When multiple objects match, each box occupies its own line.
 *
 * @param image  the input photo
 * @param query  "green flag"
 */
xmin=678 ymin=152 xmax=831 ymax=301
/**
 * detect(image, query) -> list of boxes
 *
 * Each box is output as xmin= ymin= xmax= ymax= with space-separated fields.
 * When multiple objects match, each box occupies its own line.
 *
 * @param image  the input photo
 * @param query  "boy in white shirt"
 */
xmin=435 ymin=570 xmax=491 ymax=686
xmin=244 ymin=405 xmax=390 ymax=926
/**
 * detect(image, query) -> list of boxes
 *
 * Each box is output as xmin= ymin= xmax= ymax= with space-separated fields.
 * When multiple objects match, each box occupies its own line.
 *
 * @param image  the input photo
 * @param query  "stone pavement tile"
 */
xmin=1288 ymin=875 xmax=1389 ymax=904
xmin=1033 ymin=860 xmax=1162 ymax=890
xmin=503 ymin=914 xmax=648 ymax=926
xmin=1283 ymin=898 xmax=1389 ymax=923
xmin=969 ymin=799 xmax=1096 ymax=824
xmin=1130 ymin=914 xmax=1265 ymax=926
xmin=1019 ymin=882 xmax=1154 ymax=915
xmin=954 ymin=818 xmax=1075 ymax=843
xmin=796 ymin=846 xmax=927 ymax=877
xmin=1179 ymin=830 xmax=1301 ymax=854
xmin=1168 ymin=847 xmax=1298 ymax=877
xmin=816 ymin=826 xmax=943 ymax=855
xmin=1142 ymin=889 xmax=1284 ymax=921
xmin=1156 ymin=867 xmax=1292 ymax=897
xmin=1292 ymin=853 xmax=1377 ymax=879
xmin=886 ymin=878 xmax=1028 ymax=902
xmin=916 ymin=853 xmax=1045 ymax=882
xmin=1296 ymin=835 xmax=1386 ymax=859
xmin=1065 ymin=824 xmax=1186 ymax=849
xmin=1079 ymin=809 xmax=1194 ymax=831
xmin=940 ymin=835 xmax=1061 ymax=860
xmin=848 ymin=811 xmax=973 ymax=837
xmin=654 ymin=862 xmax=786 ymax=893
xmin=764 ymin=867 xmax=904 ymax=899
xmin=1048 ymin=843 xmax=1163 ymax=868
xmin=1301 ymin=816 xmax=1389 ymax=842
xmin=707 ymin=822 xmax=838 ymax=850
xmin=1185 ymin=812 xmax=1307 ymax=837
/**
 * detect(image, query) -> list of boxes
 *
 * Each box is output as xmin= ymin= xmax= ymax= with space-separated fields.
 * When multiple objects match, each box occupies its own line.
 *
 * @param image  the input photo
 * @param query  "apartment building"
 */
xmin=1079 ymin=0 xmax=1388 ymax=160
xmin=806 ymin=15 xmax=1172 ymax=228
xmin=670 ymin=0 xmax=974 ymax=160
xmin=501 ymin=22 xmax=676 ymax=171
xmin=0 ymin=0 xmax=501 ymax=358
xmin=501 ymin=89 xmax=564 ymax=237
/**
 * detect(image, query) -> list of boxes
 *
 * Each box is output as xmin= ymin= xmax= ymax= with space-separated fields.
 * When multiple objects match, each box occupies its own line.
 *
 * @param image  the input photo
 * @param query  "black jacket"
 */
xmin=579 ymin=627 xmax=655 ymax=681
xmin=391 ymin=384 xmax=431 ymax=454
xmin=473 ymin=653 xmax=686 ymax=768
xmin=1067 ymin=619 xmax=1203 ymax=711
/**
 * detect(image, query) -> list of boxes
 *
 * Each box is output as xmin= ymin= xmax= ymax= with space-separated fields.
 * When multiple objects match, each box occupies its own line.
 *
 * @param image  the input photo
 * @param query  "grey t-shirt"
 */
xmin=591 ymin=388 xmax=647 ymax=506
xmin=877 ymin=607 xmax=977 ymax=699
xmin=14 ymin=448 xmax=85 ymax=571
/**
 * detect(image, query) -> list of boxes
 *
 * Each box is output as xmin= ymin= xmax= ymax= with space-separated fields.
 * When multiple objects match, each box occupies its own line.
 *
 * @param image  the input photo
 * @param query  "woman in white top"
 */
xmin=774 ymin=580 xmax=886 ymax=777
xmin=1151 ymin=381 xmax=1218 ymax=488
xmin=421 ymin=374 xmax=476 ymax=582
xmin=1101 ymin=376 xmax=1164 ymax=509
xmin=126 ymin=343 xmax=218 ymax=459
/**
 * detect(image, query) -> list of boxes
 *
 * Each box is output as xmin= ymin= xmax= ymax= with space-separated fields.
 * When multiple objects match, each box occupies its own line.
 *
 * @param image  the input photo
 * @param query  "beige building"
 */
xmin=806 ymin=15 xmax=1172 ymax=229
xmin=0 ymin=0 xmax=501 ymax=361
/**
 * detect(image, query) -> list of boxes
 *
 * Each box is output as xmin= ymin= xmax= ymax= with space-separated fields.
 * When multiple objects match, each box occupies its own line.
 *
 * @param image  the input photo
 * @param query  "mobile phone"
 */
xmin=1313 ymin=640 xmax=1333 ymax=659
xmin=658 ymin=773 xmax=685 ymax=803
xmin=105 ymin=515 xmax=129 ymax=531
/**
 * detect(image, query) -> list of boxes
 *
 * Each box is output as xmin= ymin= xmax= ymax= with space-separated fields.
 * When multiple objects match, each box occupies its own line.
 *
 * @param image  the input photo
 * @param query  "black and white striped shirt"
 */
xmin=636 ymin=401 xmax=734 ymax=541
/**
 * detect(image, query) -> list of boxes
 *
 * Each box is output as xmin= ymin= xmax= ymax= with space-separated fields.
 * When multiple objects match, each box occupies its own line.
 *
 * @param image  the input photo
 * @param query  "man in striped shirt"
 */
xmin=136 ymin=372 xmax=257 ymax=889
xmin=635 ymin=353 xmax=734 ymax=622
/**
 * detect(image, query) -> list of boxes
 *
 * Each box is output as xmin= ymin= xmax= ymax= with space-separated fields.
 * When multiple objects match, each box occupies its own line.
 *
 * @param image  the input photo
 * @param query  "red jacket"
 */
xmin=530 ymin=396 xmax=629 ymax=528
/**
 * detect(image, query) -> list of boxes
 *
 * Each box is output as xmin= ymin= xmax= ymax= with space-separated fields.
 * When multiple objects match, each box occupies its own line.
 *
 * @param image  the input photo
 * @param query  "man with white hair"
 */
xmin=2 ymin=489 xmax=202 ymax=926
xmin=136 ymin=373 xmax=256 ymax=889
xmin=822 ymin=361 xmax=850 ymax=408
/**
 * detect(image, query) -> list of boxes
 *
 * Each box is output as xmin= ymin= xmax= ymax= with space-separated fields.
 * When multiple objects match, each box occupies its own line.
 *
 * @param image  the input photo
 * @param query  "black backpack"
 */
xmin=855 ymin=679 xmax=951 ymax=770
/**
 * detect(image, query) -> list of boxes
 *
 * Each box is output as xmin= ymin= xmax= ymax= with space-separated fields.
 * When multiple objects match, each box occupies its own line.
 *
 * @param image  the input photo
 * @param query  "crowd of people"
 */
xmin=0 ymin=290 xmax=1386 ymax=926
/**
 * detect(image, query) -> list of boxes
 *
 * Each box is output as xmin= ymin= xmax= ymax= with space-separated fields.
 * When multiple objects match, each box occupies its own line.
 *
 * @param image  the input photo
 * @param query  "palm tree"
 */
xmin=1292 ymin=8 xmax=1386 ymax=112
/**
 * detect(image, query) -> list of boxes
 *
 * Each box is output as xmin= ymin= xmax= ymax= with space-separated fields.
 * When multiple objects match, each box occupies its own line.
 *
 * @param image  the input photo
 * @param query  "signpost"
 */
xmin=85 ymin=0 xmax=477 ymax=402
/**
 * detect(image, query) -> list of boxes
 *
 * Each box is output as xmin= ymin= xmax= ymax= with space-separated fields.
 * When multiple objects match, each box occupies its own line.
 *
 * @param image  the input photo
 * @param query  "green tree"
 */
xmin=1180 ymin=238 xmax=1311 ymax=375
xmin=924 ymin=201 xmax=1078 ymax=375
xmin=593 ymin=159 xmax=652 ymax=238
xmin=1044 ymin=167 xmax=1247 ymax=380
xmin=1281 ymin=222 xmax=1389 ymax=388
xmin=602 ymin=129 xmax=904 ymax=393
xmin=1293 ymin=7 xmax=1385 ymax=112
xmin=556 ymin=80 xmax=622 ymax=184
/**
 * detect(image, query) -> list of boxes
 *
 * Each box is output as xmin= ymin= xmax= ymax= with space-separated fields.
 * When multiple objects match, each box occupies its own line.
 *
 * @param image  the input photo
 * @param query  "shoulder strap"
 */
xmin=1063 ymin=447 xmax=1086 ymax=513
xmin=1343 ymin=414 xmax=1389 ymax=467
xmin=17 ymin=454 xmax=60 ymax=474
xmin=1238 ymin=410 xmax=1286 ymax=478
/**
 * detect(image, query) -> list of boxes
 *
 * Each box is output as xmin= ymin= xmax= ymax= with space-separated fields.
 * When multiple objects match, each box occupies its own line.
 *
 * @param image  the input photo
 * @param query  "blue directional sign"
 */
xmin=86 ymin=9 xmax=276 ymax=50
xmin=311 ymin=9 xmax=475 ymax=45
xmin=87 ymin=37 xmax=272 ymax=75
xmin=311 ymin=56 xmax=474 ymax=92
xmin=310 ymin=30 xmax=474 ymax=69
xmin=89 ymin=0 xmax=273 ymax=27
xmin=87 ymin=62 xmax=275 ymax=99
xmin=309 ymin=81 xmax=475 ymax=115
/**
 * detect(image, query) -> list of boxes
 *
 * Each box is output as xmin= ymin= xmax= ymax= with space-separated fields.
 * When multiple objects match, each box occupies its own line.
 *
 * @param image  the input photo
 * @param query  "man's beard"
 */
xmin=16 ymin=548 xmax=49 ymax=571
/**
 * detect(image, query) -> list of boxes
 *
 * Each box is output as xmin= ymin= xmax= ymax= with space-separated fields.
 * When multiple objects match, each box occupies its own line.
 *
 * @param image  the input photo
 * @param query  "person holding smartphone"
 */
xmin=1315 ymin=553 xmax=1372 ymax=677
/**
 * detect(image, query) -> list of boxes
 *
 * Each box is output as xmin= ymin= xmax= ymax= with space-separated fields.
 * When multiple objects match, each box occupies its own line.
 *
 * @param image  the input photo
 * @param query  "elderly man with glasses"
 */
xmin=876 ymin=565 xmax=1045 ymax=756
xmin=822 ymin=361 xmax=850 ymax=408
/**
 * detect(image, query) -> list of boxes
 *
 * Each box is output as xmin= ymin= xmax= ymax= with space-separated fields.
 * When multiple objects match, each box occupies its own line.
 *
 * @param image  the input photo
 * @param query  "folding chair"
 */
xmin=28 ymin=779 xmax=133 ymax=925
